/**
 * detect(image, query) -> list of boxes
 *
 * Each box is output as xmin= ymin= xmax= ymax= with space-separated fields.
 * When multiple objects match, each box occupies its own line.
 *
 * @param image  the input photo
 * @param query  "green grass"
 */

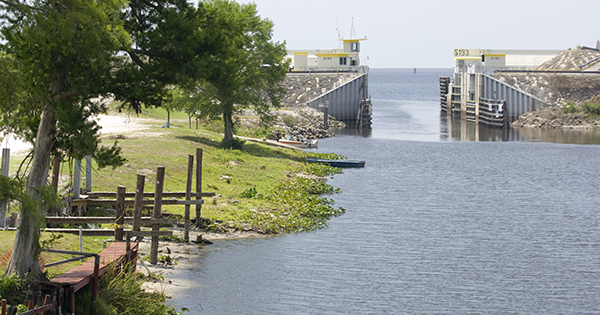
xmin=6 ymin=111 xmax=344 ymax=234
xmin=0 ymin=231 xmax=114 ymax=279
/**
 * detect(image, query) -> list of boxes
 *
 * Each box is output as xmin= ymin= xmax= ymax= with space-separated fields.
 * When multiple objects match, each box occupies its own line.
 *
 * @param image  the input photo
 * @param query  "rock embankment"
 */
xmin=282 ymin=73 xmax=361 ymax=107
xmin=240 ymin=73 xmax=356 ymax=139
xmin=273 ymin=106 xmax=345 ymax=139
xmin=493 ymin=49 xmax=600 ymax=107
xmin=501 ymin=48 xmax=600 ymax=129
xmin=511 ymin=105 xmax=600 ymax=129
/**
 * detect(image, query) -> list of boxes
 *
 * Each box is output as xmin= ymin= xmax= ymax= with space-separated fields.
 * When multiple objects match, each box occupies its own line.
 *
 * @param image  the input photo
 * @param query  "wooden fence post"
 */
xmin=42 ymin=294 xmax=50 ymax=315
xmin=85 ymin=155 xmax=92 ymax=192
xmin=195 ymin=148 xmax=203 ymax=228
xmin=133 ymin=175 xmax=145 ymax=232
xmin=150 ymin=167 xmax=165 ymax=265
xmin=184 ymin=155 xmax=194 ymax=242
xmin=115 ymin=186 xmax=126 ymax=241
xmin=73 ymin=159 xmax=81 ymax=200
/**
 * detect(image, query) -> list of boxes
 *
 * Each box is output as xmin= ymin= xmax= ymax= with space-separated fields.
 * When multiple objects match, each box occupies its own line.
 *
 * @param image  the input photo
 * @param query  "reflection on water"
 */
xmin=440 ymin=113 xmax=600 ymax=144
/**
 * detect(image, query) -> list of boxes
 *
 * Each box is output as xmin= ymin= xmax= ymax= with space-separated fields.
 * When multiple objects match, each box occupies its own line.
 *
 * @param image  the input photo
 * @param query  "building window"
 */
xmin=350 ymin=59 xmax=357 ymax=66
xmin=339 ymin=57 xmax=347 ymax=65
xmin=351 ymin=42 xmax=359 ymax=52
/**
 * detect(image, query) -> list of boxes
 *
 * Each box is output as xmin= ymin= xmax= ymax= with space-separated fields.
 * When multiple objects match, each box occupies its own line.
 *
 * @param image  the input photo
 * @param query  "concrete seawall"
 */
xmin=281 ymin=72 xmax=370 ymax=127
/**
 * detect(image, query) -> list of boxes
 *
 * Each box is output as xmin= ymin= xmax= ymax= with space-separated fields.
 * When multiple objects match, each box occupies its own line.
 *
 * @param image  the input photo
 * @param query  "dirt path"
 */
xmin=1 ymin=114 xmax=149 ymax=156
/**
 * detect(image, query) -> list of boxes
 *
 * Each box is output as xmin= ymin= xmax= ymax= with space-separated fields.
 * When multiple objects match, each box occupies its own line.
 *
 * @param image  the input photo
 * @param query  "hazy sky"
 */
xmin=234 ymin=0 xmax=599 ymax=68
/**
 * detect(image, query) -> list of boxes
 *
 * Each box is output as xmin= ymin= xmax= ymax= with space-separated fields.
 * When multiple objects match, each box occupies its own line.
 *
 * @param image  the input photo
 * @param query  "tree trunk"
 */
xmin=223 ymin=106 xmax=234 ymax=144
xmin=5 ymin=105 xmax=56 ymax=279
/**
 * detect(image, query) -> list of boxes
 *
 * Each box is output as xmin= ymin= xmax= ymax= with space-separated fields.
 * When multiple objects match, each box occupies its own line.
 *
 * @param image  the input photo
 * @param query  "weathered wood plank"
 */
xmin=42 ymin=228 xmax=173 ymax=237
xmin=124 ymin=230 xmax=173 ymax=237
xmin=71 ymin=198 xmax=205 ymax=207
xmin=45 ymin=217 xmax=177 ymax=225
xmin=84 ymin=191 xmax=215 ymax=198
xmin=50 ymin=242 xmax=138 ymax=292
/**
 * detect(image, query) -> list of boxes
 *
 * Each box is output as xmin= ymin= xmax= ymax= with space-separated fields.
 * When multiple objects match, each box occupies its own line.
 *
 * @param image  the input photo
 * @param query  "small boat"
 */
xmin=279 ymin=139 xmax=318 ymax=148
xmin=306 ymin=158 xmax=366 ymax=168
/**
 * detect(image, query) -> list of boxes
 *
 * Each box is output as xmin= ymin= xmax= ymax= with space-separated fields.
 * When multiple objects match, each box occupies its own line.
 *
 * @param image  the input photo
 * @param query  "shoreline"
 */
xmin=511 ymin=105 xmax=600 ymax=129
xmin=135 ymin=228 xmax=267 ymax=299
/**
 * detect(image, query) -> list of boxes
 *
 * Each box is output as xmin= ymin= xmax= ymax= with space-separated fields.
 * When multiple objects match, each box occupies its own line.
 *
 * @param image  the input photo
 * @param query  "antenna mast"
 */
xmin=350 ymin=17 xmax=356 ymax=39
xmin=336 ymin=16 xmax=342 ymax=49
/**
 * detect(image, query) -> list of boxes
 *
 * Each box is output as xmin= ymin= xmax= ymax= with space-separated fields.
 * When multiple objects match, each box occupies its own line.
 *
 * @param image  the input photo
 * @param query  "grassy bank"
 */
xmin=4 ymin=107 xmax=346 ymax=235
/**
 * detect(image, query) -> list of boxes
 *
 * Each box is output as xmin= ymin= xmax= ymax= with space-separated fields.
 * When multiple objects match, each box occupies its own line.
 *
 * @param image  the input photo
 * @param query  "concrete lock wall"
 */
xmin=482 ymin=74 xmax=547 ymax=123
xmin=307 ymin=73 xmax=368 ymax=123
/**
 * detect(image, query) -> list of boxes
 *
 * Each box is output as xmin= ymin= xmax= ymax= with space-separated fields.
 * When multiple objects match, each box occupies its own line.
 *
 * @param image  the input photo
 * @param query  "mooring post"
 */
xmin=195 ymin=148 xmax=203 ymax=228
xmin=133 ymin=174 xmax=145 ymax=232
xmin=0 ymin=148 xmax=10 ymax=229
xmin=85 ymin=155 xmax=92 ymax=192
xmin=73 ymin=159 xmax=81 ymax=200
xmin=150 ymin=167 xmax=165 ymax=265
xmin=324 ymin=101 xmax=329 ymax=130
xmin=115 ymin=185 xmax=126 ymax=241
xmin=184 ymin=155 xmax=194 ymax=242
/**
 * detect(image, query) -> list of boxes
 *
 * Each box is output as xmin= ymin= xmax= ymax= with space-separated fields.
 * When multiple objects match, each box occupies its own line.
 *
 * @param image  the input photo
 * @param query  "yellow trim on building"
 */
xmin=293 ymin=52 xmax=308 ymax=55
xmin=340 ymin=38 xmax=368 ymax=43
xmin=318 ymin=53 xmax=349 ymax=58
xmin=454 ymin=57 xmax=482 ymax=61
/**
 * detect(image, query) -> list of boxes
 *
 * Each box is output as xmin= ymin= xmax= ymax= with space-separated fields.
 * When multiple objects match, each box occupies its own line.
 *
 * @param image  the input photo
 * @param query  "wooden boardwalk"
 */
xmin=49 ymin=242 xmax=138 ymax=314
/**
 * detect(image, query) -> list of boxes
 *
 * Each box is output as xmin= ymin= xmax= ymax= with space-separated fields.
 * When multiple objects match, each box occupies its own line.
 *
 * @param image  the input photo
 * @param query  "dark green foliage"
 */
xmin=116 ymin=0 xmax=210 ymax=113
xmin=0 ymin=0 xmax=131 ymax=167
xmin=0 ymin=274 xmax=28 ymax=305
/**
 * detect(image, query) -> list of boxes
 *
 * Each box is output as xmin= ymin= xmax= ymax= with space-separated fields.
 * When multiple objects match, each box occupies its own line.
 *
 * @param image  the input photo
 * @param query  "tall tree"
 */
xmin=191 ymin=0 xmax=289 ymax=146
xmin=0 ymin=0 xmax=214 ymax=279
xmin=0 ymin=0 xmax=130 ymax=278
xmin=114 ymin=0 xmax=210 ymax=114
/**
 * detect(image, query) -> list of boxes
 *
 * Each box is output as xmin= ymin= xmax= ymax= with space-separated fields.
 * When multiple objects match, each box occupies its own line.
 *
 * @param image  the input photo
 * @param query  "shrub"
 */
xmin=0 ymin=274 xmax=28 ymax=305
xmin=582 ymin=103 xmax=600 ymax=116
xmin=563 ymin=102 xmax=578 ymax=113
xmin=238 ymin=187 xmax=258 ymax=198
xmin=282 ymin=115 xmax=296 ymax=127
xmin=74 ymin=263 xmax=184 ymax=315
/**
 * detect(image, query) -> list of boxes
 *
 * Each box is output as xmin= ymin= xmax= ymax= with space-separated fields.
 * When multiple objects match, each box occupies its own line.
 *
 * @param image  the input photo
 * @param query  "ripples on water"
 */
xmin=168 ymin=69 xmax=600 ymax=314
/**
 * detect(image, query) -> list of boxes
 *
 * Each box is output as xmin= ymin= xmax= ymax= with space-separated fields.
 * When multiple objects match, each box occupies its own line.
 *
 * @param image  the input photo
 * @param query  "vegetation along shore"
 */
xmin=0 ymin=0 xmax=347 ymax=314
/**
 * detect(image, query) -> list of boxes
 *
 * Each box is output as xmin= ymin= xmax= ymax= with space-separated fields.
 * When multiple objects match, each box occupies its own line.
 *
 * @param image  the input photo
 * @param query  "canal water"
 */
xmin=168 ymin=69 xmax=600 ymax=314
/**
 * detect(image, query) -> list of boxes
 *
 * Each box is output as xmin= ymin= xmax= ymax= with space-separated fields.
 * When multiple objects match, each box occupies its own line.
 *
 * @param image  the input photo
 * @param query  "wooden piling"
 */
xmin=184 ymin=155 xmax=194 ymax=242
xmin=150 ymin=167 xmax=165 ymax=265
xmin=133 ymin=174 xmax=145 ymax=232
xmin=195 ymin=148 xmax=203 ymax=228
xmin=115 ymin=186 xmax=126 ymax=241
